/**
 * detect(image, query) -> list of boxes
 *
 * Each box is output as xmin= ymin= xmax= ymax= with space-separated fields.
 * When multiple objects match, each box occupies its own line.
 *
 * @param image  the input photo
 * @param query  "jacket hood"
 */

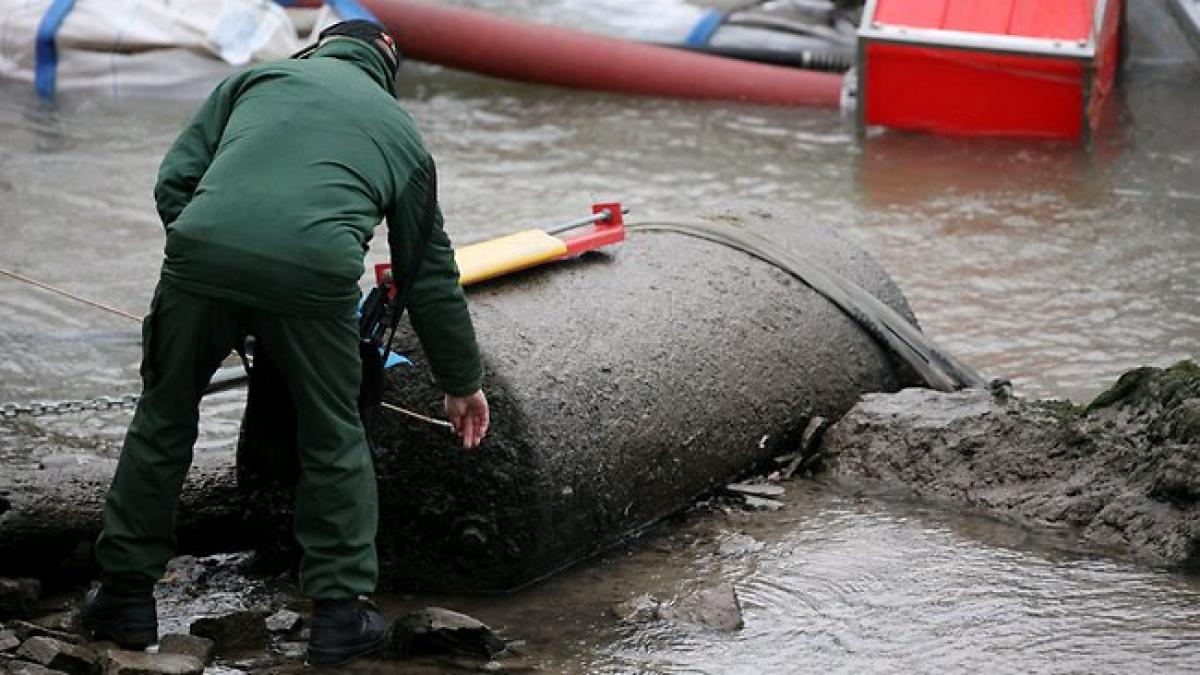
xmin=308 ymin=38 xmax=397 ymax=98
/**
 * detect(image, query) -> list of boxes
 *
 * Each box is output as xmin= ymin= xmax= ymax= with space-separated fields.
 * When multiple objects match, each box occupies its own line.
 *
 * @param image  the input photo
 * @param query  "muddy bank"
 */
xmin=824 ymin=361 xmax=1200 ymax=568
xmin=243 ymin=209 xmax=924 ymax=592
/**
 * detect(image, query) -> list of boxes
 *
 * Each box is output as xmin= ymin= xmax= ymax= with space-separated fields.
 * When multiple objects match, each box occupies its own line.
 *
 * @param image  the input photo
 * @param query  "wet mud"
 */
xmin=825 ymin=361 xmax=1200 ymax=568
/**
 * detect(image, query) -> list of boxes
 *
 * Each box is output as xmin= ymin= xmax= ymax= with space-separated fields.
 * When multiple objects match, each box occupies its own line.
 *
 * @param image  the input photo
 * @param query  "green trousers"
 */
xmin=95 ymin=280 xmax=378 ymax=599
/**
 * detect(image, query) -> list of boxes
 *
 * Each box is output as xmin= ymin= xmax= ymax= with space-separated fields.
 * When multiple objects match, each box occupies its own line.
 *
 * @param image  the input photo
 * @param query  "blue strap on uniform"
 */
xmin=326 ymin=0 xmax=378 ymax=22
xmin=684 ymin=9 xmax=724 ymax=47
xmin=34 ymin=0 xmax=77 ymax=99
xmin=273 ymin=0 xmax=376 ymax=21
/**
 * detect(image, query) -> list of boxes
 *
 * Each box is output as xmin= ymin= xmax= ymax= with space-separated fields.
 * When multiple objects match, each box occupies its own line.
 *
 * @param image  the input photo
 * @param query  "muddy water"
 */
xmin=2 ymin=0 xmax=1200 ymax=671
xmin=390 ymin=486 xmax=1200 ymax=673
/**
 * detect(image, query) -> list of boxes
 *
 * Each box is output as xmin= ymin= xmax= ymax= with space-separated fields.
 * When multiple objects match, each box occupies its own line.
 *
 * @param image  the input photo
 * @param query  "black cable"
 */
xmin=629 ymin=220 xmax=985 ymax=392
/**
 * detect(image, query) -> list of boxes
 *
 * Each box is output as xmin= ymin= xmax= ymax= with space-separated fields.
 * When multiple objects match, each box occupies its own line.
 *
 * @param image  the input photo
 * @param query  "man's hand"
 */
xmin=444 ymin=390 xmax=489 ymax=449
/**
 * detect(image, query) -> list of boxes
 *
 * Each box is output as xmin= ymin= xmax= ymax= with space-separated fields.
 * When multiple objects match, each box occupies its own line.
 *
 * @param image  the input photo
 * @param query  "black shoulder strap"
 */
xmin=384 ymin=156 xmax=438 ymax=346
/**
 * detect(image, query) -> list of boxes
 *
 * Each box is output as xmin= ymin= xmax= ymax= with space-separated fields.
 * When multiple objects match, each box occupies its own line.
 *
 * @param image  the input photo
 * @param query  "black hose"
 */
xmin=629 ymin=220 xmax=985 ymax=392
xmin=659 ymin=43 xmax=854 ymax=72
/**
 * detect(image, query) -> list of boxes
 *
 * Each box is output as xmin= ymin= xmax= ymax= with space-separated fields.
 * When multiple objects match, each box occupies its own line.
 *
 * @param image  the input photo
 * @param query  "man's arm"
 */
xmin=387 ymin=158 xmax=488 ymax=447
xmin=153 ymin=73 xmax=246 ymax=228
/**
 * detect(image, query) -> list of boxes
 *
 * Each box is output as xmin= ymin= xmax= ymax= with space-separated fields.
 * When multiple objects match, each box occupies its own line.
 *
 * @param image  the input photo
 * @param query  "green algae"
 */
xmin=1085 ymin=361 xmax=1200 ymax=413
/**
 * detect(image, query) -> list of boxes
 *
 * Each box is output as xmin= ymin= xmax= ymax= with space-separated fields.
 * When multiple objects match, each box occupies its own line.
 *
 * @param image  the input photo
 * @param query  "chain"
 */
xmin=0 ymin=393 xmax=140 ymax=419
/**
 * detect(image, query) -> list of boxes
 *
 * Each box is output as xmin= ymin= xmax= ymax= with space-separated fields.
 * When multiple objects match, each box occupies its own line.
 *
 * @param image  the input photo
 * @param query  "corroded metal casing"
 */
xmin=243 ymin=211 xmax=921 ymax=592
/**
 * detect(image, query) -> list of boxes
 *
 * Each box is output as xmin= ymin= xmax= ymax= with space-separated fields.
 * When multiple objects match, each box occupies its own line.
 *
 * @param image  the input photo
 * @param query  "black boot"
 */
xmin=81 ymin=584 xmax=158 ymax=649
xmin=308 ymin=598 xmax=387 ymax=667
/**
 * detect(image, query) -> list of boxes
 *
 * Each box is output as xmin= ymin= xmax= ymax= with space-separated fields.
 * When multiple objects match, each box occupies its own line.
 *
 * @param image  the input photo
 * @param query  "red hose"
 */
xmin=359 ymin=0 xmax=844 ymax=107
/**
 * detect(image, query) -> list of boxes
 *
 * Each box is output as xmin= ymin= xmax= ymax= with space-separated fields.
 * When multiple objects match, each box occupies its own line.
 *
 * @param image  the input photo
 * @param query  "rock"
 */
xmin=724 ymin=483 xmax=785 ymax=499
xmin=741 ymin=496 xmax=784 ymax=511
xmin=716 ymin=533 xmax=765 ymax=558
xmin=0 ymin=580 xmax=41 ymax=621
xmin=8 ymin=622 xmax=81 ymax=646
xmin=101 ymin=651 xmax=203 ymax=675
xmin=33 ymin=611 xmax=79 ymax=635
xmin=610 ymin=594 xmax=661 ymax=624
xmin=388 ymin=608 xmax=506 ymax=660
xmin=263 ymin=610 xmax=301 ymax=635
xmin=0 ymin=630 xmax=20 ymax=652
xmin=15 ymin=637 xmax=99 ymax=675
xmin=825 ymin=361 xmax=1200 ymax=568
xmin=155 ymin=635 xmax=213 ymax=666
xmin=188 ymin=611 xmax=268 ymax=652
xmin=274 ymin=642 xmax=306 ymax=660
xmin=4 ymin=660 xmax=69 ymax=675
xmin=228 ymin=655 xmax=280 ymax=670
xmin=661 ymin=584 xmax=744 ymax=632
xmin=36 ymin=455 xmax=94 ymax=471
xmin=498 ymin=640 xmax=527 ymax=657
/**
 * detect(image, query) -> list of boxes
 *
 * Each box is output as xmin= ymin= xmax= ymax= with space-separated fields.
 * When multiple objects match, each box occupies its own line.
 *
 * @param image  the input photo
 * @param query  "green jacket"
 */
xmin=154 ymin=39 xmax=482 ymax=396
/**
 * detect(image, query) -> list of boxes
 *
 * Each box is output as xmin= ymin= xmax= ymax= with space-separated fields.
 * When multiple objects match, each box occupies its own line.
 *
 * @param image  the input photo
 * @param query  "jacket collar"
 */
xmin=306 ymin=37 xmax=397 ymax=98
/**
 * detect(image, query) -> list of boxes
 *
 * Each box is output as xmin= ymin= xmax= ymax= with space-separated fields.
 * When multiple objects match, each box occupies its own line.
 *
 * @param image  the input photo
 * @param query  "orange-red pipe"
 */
xmin=360 ymin=0 xmax=844 ymax=107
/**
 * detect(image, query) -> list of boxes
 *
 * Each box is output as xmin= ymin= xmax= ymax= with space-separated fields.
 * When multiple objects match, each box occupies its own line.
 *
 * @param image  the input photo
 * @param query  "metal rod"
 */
xmin=545 ymin=207 xmax=631 ymax=236
xmin=382 ymin=401 xmax=453 ymax=429
xmin=0 ymin=267 xmax=143 ymax=323
xmin=206 ymin=372 xmax=451 ymax=429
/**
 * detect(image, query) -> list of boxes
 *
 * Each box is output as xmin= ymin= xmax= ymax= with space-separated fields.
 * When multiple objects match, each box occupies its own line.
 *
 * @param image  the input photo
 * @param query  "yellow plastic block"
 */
xmin=455 ymin=229 xmax=569 ymax=286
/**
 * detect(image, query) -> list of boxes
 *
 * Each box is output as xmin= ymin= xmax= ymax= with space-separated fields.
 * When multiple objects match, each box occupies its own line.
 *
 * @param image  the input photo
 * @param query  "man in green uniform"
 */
xmin=81 ymin=20 xmax=489 ymax=666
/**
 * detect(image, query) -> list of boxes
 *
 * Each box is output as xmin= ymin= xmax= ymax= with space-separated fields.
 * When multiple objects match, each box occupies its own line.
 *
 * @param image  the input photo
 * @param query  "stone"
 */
xmin=36 ymin=455 xmax=92 ymax=471
xmin=8 ymin=622 xmax=80 ymax=646
xmin=155 ymin=635 xmax=213 ymax=666
xmin=274 ymin=642 xmax=306 ymax=660
xmin=716 ymin=533 xmax=765 ymax=558
xmin=610 ymin=594 xmax=661 ymax=624
xmin=101 ymin=651 xmax=203 ymax=675
xmin=0 ymin=630 xmax=20 ymax=652
xmin=4 ymin=660 xmax=69 ymax=675
xmin=15 ymin=637 xmax=99 ymax=675
xmin=188 ymin=611 xmax=268 ymax=652
xmin=724 ymin=482 xmax=785 ymax=499
xmin=229 ymin=655 xmax=279 ymax=670
xmin=388 ymin=607 xmax=506 ymax=660
xmin=33 ymin=611 xmax=79 ymax=636
xmin=263 ymin=610 xmax=301 ymax=635
xmin=0 ymin=580 xmax=40 ymax=621
xmin=661 ymin=584 xmax=744 ymax=632
xmin=742 ymin=496 xmax=783 ymax=511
